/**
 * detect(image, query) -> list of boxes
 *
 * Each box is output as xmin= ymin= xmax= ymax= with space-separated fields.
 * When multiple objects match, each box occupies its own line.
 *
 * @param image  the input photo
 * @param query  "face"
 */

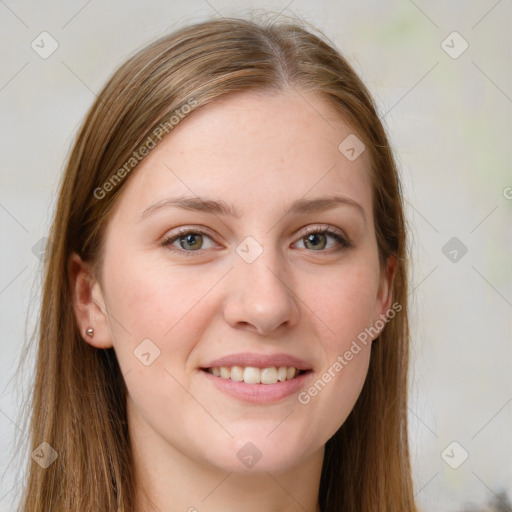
xmin=78 ymin=89 xmax=394 ymax=475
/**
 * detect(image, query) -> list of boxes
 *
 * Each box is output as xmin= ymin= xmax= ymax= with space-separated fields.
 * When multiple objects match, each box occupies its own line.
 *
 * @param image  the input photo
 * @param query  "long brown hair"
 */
xmin=19 ymin=14 xmax=417 ymax=512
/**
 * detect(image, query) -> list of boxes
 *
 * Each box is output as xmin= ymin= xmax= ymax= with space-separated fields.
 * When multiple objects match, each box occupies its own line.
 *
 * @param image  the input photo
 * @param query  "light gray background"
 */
xmin=0 ymin=1 xmax=511 ymax=511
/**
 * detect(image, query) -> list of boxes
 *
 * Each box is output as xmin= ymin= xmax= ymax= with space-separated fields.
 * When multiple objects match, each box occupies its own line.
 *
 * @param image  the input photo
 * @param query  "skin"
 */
xmin=71 ymin=88 xmax=395 ymax=512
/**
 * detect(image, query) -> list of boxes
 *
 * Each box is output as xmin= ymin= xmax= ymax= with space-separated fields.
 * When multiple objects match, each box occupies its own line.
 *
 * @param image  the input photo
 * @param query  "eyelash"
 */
xmin=162 ymin=225 xmax=352 ymax=258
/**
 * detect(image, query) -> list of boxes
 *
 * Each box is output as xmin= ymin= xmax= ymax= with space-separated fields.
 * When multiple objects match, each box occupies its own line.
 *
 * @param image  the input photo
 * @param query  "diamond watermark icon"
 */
xmin=31 ymin=441 xmax=58 ymax=469
xmin=441 ymin=31 xmax=469 ymax=59
xmin=441 ymin=441 xmax=469 ymax=469
xmin=32 ymin=237 xmax=49 ymax=261
xmin=31 ymin=31 xmax=59 ymax=59
xmin=236 ymin=236 xmax=263 ymax=264
xmin=237 ymin=442 xmax=262 ymax=468
xmin=442 ymin=237 xmax=468 ymax=263
xmin=133 ymin=338 xmax=161 ymax=366
xmin=338 ymin=134 xmax=365 ymax=161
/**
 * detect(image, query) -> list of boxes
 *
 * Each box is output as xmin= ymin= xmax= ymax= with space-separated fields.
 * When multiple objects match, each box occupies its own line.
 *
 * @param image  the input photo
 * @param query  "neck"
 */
xmin=130 ymin=412 xmax=324 ymax=512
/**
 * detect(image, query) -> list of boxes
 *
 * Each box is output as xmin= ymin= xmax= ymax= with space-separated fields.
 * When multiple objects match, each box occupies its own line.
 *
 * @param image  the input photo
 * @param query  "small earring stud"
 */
xmin=85 ymin=327 xmax=94 ymax=337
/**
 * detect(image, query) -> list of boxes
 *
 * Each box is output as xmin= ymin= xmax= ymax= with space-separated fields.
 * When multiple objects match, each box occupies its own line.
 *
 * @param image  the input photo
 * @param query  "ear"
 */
xmin=372 ymin=255 xmax=398 ymax=339
xmin=68 ymin=252 xmax=113 ymax=349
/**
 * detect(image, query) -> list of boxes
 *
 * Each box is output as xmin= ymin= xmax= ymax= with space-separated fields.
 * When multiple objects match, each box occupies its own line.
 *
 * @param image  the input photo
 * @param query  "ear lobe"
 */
xmin=68 ymin=252 xmax=113 ymax=349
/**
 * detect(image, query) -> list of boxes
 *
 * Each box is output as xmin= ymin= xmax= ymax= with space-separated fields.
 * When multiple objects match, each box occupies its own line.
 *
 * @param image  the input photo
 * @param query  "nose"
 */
xmin=222 ymin=244 xmax=300 ymax=336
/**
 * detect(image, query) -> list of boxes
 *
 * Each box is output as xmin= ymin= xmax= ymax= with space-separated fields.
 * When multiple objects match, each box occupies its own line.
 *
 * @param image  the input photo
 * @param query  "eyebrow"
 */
xmin=139 ymin=195 xmax=366 ymax=222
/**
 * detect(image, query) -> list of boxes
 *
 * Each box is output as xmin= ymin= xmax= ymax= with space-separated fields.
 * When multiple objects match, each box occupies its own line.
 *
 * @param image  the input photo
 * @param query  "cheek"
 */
xmin=100 ymin=256 xmax=245 ymax=460
xmin=103 ymin=249 xmax=214 ymax=332
xmin=304 ymin=263 xmax=380 ymax=349
xmin=101 ymin=254 xmax=222 ymax=440
xmin=294 ymin=263 xmax=378 ymax=428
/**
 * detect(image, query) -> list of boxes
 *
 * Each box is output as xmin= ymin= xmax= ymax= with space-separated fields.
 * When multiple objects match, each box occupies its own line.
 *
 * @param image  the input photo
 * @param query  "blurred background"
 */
xmin=0 ymin=1 xmax=511 ymax=511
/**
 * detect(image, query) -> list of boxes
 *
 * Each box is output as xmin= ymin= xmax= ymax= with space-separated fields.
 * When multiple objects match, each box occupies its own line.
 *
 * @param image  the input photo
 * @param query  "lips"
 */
xmin=200 ymin=352 xmax=313 ymax=395
xmin=200 ymin=366 xmax=313 ymax=403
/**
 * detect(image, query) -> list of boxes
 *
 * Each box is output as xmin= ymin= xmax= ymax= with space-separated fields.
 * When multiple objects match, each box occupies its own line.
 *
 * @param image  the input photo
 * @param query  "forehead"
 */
xmin=109 ymin=88 xmax=373 ymax=223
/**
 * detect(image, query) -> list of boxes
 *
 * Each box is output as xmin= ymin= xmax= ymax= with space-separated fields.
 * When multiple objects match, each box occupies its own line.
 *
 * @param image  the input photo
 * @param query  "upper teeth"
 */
xmin=208 ymin=366 xmax=299 ymax=384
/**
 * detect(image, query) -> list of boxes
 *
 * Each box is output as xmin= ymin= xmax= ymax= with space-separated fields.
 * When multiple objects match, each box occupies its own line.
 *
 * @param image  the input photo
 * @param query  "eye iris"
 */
xmin=304 ymin=233 xmax=326 ymax=250
xmin=180 ymin=233 xmax=202 ymax=250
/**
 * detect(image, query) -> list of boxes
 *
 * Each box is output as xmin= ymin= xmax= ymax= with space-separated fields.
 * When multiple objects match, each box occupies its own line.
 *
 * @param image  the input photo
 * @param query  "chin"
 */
xmin=198 ymin=433 xmax=318 ymax=475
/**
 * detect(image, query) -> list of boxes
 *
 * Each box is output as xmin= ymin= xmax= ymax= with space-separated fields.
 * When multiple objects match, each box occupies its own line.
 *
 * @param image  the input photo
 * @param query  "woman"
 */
xmin=20 ymin=15 xmax=417 ymax=512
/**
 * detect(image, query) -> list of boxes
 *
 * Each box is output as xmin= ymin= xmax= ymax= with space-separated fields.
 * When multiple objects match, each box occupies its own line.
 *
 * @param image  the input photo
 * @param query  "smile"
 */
xmin=204 ymin=366 xmax=307 ymax=384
